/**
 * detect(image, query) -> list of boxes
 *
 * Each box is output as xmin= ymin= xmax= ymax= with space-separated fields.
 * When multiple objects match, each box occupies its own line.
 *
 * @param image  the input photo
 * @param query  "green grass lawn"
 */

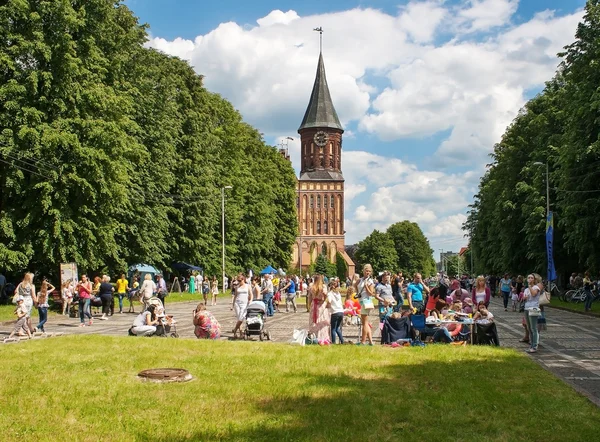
xmin=1 ymin=337 xmax=599 ymax=441
xmin=550 ymin=298 xmax=600 ymax=316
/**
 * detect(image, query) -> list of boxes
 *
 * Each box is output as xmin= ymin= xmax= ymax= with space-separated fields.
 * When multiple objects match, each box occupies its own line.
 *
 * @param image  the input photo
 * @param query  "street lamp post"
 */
xmin=221 ymin=186 xmax=233 ymax=293
xmin=439 ymin=249 xmax=444 ymax=273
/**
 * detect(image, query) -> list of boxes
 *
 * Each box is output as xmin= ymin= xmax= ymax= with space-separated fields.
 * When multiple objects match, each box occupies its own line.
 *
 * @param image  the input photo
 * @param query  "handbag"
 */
xmin=538 ymin=291 xmax=551 ymax=306
xmin=361 ymin=297 xmax=374 ymax=310
xmin=527 ymin=307 xmax=541 ymax=317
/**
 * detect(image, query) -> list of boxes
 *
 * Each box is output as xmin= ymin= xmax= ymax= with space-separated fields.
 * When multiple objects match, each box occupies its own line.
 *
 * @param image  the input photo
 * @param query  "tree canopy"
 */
xmin=0 ymin=0 xmax=297 ymax=278
xmin=466 ymin=0 xmax=600 ymax=279
xmin=354 ymin=222 xmax=436 ymax=276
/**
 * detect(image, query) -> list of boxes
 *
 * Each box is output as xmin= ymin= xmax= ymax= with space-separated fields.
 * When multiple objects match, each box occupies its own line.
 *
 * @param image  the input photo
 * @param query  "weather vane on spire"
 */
xmin=313 ymin=27 xmax=323 ymax=53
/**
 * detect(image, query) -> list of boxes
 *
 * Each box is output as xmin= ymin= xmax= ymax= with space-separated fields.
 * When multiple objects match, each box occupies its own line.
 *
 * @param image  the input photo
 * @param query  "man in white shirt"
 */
xmin=196 ymin=273 xmax=203 ymax=291
xmin=223 ymin=275 xmax=229 ymax=291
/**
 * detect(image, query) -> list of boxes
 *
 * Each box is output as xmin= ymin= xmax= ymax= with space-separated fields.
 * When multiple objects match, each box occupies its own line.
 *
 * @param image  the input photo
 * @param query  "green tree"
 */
xmin=354 ymin=230 xmax=397 ymax=275
xmin=335 ymin=251 xmax=348 ymax=280
xmin=314 ymin=254 xmax=330 ymax=275
xmin=386 ymin=221 xmax=436 ymax=275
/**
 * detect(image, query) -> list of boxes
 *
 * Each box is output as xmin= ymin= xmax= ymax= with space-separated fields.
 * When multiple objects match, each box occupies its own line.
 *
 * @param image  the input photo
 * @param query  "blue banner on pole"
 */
xmin=546 ymin=212 xmax=557 ymax=281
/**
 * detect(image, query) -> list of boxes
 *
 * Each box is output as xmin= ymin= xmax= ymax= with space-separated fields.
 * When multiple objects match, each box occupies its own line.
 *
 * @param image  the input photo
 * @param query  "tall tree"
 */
xmin=354 ymin=230 xmax=398 ymax=275
xmin=386 ymin=221 xmax=436 ymax=275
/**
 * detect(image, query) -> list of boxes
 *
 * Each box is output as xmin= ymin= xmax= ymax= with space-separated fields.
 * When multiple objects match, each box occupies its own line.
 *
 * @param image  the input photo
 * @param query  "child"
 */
xmin=61 ymin=280 xmax=74 ymax=316
xmin=473 ymin=301 xmax=494 ymax=322
xmin=273 ymin=289 xmax=281 ymax=313
xmin=8 ymin=297 xmax=32 ymax=340
xmin=37 ymin=280 xmax=55 ymax=333
xmin=343 ymin=288 xmax=358 ymax=326
xmin=511 ymin=287 xmax=519 ymax=312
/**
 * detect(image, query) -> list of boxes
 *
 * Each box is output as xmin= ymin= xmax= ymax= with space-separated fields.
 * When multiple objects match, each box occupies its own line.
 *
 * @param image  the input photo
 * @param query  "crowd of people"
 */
xmin=1 ymin=267 xmax=552 ymax=353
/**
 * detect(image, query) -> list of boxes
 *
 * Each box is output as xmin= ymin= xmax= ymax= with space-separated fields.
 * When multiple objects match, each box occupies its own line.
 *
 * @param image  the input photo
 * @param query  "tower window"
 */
xmin=296 ymin=197 xmax=299 ymax=207
xmin=317 ymin=221 xmax=321 ymax=234
xmin=310 ymin=195 xmax=314 ymax=208
xmin=323 ymin=195 xmax=328 ymax=208
xmin=317 ymin=195 xmax=321 ymax=208
xmin=324 ymin=221 xmax=328 ymax=234
xmin=330 ymin=195 xmax=334 ymax=208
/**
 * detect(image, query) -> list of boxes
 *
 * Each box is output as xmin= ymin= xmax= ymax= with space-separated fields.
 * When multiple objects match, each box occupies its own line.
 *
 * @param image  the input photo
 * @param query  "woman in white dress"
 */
xmin=231 ymin=273 xmax=253 ymax=338
xmin=139 ymin=274 xmax=156 ymax=308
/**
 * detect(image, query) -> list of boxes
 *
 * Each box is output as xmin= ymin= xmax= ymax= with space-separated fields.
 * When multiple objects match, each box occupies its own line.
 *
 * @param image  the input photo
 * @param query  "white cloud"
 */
xmin=256 ymin=10 xmax=300 ymax=27
xmin=398 ymin=1 xmax=447 ymax=43
xmin=456 ymin=0 xmax=519 ymax=33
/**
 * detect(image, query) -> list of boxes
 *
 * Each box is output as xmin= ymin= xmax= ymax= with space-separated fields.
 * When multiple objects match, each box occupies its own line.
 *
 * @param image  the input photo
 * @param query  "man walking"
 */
xmin=284 ymin=275 xmax=297 ymax=313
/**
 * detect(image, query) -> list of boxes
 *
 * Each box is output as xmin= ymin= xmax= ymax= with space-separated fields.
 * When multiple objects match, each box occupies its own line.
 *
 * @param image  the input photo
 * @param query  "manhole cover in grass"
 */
xmin=137 ymin=368 xmax=192 ymax=383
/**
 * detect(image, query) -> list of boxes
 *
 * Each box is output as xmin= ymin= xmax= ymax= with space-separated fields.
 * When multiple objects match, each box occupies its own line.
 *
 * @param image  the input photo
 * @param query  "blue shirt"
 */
xmin=288 ymin=280 xmax=296 ymax=294
xmin=500 ymin=278 xmax=511 ymax=292
xmin=407 ymin=282 xmax=425 ymax=302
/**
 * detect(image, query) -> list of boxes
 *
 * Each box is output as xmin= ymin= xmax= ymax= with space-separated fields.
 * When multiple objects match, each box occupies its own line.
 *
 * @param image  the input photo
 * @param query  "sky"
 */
xmin=126 ymin=0 xmax=587 ymax=262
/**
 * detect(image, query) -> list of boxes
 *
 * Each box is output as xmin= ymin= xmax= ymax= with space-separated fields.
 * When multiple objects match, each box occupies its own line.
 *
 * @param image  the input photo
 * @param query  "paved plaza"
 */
xmin=2 ymin=295 xmax=600 ymax=406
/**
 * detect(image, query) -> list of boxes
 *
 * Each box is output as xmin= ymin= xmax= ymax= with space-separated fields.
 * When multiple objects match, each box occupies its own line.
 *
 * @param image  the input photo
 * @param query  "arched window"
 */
xmin=321 ymin=242 xmax=327 ymax=255
xmin=324 ymin=220 xmax=328 ymax=234
xmin=317 ymin=195 xmax=321 ymax=208
xmin=317 ymin=221 xmax=321 ymax=234
xmin=330 ymin=194 xmax=334 ymax=208
xmin=296 ymin=197 xmax=299 ymax=207
xmin=310 ymin=195 xmax=314 ymax=208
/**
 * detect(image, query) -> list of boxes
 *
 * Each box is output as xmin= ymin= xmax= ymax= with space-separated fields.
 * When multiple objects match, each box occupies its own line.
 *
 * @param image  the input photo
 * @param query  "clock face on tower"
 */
xmin=314 ymin=131 xmax=329 ymax=147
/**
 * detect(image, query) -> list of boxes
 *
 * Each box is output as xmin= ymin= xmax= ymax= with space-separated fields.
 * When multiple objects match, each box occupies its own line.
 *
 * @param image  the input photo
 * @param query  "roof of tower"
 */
xmin=298 ymin=52 xmax=344 ymax=132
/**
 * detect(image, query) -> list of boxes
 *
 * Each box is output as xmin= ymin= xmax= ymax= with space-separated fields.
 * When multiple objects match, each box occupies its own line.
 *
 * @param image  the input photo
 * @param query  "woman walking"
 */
xmin=231 ymin=273 xmax=252 ymax=338
xmin=523 ymin=273 xmax=542 ymax=353
xmin=356 ymin=264 xmax=376 ymax=346
xmin=500 ymin=273 xmax=511 ymax=311
xmin=189 ymin=272 xmax=196 ymax=294
xmin=77 ymin=275 xmax=93 ymax=327
xmin=139 ymin=274 xmax=156 ymax=308
xmin=308 ymin=274 xmax=330 ymax=344
xmin=15 ymin=273 xmax=37 ymax=333
xmin=99 ymin=275 xmax=114 ymax=320
xmin=211 ymin=276 xmax=219 ymax=305
xmin=36 ymin=280 xmax=55 ymax=333
xmin=251 ymin=276 xmax=261 ymax=302
xmin=327 ymin=278 xmax=344 ymax=344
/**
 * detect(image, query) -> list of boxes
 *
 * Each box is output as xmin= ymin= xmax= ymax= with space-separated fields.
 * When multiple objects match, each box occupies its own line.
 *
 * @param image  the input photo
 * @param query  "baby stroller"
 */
xmin=243 ymin=300 xmax=271 ymax=341
xmin=147 ymin=297 xmax=179 ymax=338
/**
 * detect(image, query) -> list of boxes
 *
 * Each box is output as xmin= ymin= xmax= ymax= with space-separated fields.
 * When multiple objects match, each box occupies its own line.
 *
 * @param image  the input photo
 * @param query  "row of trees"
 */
xmin=353 ymin=221 xmax=436 ymax=276
xmin=0 ymin=1 xmax=297 ymax=278
xmin=465 ymin=0 xmax=600 ymax=278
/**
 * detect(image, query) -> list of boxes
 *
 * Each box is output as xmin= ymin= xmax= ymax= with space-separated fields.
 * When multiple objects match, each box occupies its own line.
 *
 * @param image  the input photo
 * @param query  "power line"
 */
xmin=0 ymin=148 xmax=57 ymax=171
xmin=552 ymin=187 xmax=600 ymax=194
xmin=0 ymin=158 xmax=46 ymax=178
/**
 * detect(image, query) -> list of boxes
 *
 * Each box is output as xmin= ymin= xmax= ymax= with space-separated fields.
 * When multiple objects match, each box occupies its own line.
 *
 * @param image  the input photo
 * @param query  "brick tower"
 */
xmin=292 ymin=49 xmax=355 ymax=276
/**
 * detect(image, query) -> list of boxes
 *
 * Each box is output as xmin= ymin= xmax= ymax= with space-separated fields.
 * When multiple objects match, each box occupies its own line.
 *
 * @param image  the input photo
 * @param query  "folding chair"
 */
xmin=411 ymin=314 xmax=426 ymax=343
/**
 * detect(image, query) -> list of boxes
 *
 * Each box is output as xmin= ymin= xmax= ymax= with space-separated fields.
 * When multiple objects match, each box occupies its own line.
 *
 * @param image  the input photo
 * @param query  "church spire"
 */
xmin=298 ymin=36 xmax=343 ymax=132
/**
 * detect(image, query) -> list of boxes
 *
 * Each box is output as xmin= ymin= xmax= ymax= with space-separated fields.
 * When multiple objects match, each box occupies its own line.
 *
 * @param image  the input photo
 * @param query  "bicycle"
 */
xmin=546 ymin=281 xmax=564 ymax=302
xmin=564 ymin=287 xmax=586 ymax=303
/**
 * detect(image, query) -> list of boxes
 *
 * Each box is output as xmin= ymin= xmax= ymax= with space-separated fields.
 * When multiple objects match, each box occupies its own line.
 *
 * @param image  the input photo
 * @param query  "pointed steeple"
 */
xmin=298 ymin=52 xmax=344 ymax=132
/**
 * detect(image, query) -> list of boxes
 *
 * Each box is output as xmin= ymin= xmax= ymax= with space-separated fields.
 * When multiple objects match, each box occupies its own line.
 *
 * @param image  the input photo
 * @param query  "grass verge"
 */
xmin=1 ymin=336 xmax=600 ymax=441
xmin=549 ymin=298 xmax=600 ymax=316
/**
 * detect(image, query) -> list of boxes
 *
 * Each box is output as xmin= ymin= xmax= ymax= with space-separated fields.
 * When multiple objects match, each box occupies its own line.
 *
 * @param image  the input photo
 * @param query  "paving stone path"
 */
xmin=3 ymin=295 xmax=600 ymax=406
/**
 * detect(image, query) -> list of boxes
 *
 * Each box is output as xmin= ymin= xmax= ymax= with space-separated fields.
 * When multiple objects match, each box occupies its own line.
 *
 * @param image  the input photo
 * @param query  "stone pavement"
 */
xmin=3 ymin=295 xmax=600 ymax=406
xmin=488 ymin=298 xmax=600 ymax=406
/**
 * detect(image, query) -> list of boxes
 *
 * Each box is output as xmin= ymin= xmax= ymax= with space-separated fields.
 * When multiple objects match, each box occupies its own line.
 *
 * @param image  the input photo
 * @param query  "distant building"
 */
xmin=290 ymin=48 xmax=355 ymax=276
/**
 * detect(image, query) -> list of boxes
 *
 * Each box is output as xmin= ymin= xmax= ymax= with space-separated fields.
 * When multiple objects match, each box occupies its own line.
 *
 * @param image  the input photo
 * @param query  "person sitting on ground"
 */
xmin=7 ymin=297 xmax=32 ymax=340
xmin=193 ymin=303 xmax=221 ymax=339
xmin=462 ymin=298 xmax=474 ymax=314
xmin=130 ymin=304 xmax=159 ymax=336
xmin=473 ymin=301 xmax=494 ymax=323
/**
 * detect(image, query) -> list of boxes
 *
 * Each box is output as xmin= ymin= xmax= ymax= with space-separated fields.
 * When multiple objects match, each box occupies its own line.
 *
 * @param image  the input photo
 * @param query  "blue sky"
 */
xmin=128 ymin=0 xmax=587 ymax=262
